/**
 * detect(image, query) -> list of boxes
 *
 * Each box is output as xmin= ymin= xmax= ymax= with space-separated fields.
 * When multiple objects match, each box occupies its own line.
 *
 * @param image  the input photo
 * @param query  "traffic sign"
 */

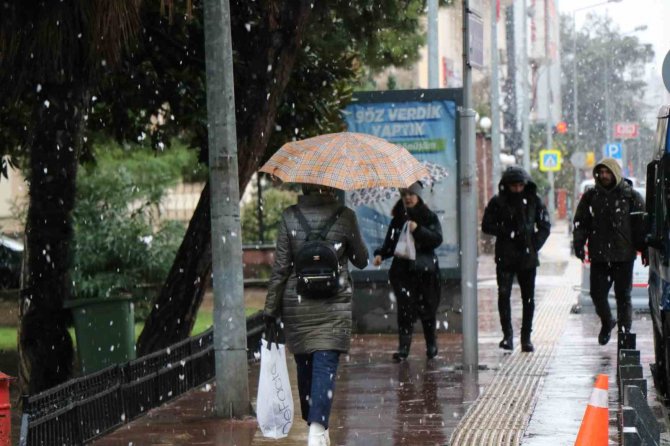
xmin=539 ymin=149 xmax=561 ymax=172
xmin=602 ymin=142 xmax=623 ymax=160
xmin=570 ymin=152 xmax=586 ymax=169
xmin=585 ymin=151 xmax=596 ymax=169
xmin=613 ymin=122 xmax=639 ymax=139
xmin=663 ymin=50 xmax=670 ymax=93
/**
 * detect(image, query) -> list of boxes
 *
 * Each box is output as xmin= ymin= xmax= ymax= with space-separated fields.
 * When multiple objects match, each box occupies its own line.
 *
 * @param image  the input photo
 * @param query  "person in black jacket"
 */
xmin=481 ymin=166 xmax=551 ymax=352
xmin=573 ymin=158 xmax=647 ymax=346
xmin=373 ymin=181 xmax=443 ymax=361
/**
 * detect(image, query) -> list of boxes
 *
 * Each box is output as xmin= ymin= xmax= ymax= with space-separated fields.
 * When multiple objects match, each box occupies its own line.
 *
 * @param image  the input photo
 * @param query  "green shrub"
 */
xmin=241 ymin=187 xmax=298 ymax=244
xmin=71 ymin=143 xmax=192 ymax=317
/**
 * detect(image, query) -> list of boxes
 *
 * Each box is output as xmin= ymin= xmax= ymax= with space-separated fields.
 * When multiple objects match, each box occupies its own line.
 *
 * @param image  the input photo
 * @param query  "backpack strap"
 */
xmin=318 ymin=206 xmax=345 ymax=241
xmin=291 ymin=206 xmax=345 ymax=241
xmin=291 ymin=206 xmax=314 ymax=239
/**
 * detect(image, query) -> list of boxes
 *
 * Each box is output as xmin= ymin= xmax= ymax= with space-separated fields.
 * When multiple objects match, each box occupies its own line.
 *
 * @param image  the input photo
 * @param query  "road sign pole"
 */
xmin=544 ymin=0 xmax=554 ymax=221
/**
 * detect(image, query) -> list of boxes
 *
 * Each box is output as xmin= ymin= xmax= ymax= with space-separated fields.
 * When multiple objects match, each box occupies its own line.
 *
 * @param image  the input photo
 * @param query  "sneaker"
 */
xmin=598 ymin=319 xmax=617 ymax=345
xmin=308 ymin=431 xmax=328 ymax=446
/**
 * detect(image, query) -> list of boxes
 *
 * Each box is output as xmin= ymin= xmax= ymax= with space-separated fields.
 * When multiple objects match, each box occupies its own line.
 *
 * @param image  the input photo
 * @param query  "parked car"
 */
xmin=0 ymin=235 xmax=23 ymax=289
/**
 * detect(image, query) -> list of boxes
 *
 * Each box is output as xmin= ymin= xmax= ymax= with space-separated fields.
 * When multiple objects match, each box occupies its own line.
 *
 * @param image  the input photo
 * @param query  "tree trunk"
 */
xmin=136 ymin=1 xmax=313 ymax=354
xmin=18 ymin=83 xmax=86 ymax=395
xmin=136 ymin=183 xmax=212 ymax=356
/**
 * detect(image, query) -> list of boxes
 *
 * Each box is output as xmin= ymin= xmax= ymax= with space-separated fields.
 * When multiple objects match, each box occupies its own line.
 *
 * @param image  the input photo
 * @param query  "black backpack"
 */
xmin=291 ymin=206 xmax=344 ymax=299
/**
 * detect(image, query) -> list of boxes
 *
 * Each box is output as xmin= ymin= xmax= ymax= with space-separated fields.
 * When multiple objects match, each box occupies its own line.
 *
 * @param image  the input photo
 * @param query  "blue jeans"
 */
xmin=294 ymin=350 xmax=340 ymax=429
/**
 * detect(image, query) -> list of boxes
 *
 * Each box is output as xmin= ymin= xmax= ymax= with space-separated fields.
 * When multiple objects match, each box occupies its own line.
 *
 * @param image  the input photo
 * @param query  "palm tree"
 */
xmin=0 ymin=0 xmax=141 ymax=394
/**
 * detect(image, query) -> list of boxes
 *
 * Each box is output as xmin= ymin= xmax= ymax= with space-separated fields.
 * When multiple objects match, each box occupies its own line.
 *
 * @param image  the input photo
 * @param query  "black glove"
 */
xmin=574 ymin=245 xmax=585 ymax=262
xmin=263 ymin=315 xmax=280 ymax=349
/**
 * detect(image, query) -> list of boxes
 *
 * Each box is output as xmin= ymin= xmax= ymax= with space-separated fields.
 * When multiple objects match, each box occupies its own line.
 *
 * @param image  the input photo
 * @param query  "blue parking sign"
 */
xmin=602 ymin=142 xmax=622 ymax=160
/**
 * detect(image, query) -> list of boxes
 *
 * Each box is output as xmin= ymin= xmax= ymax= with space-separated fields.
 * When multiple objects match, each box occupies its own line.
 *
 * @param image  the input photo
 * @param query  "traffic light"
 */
xmin=555 ymin=121 xmax=568 ymax=134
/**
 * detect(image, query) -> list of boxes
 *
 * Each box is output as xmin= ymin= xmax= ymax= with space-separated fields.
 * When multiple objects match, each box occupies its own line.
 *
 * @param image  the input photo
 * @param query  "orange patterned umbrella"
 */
xmin=259 ymin=132 xmax=428 ymax=190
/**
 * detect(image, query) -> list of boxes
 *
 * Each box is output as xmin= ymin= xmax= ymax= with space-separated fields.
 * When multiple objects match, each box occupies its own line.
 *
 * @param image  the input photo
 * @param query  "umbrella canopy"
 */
xmin=259 ymin=132 xmax=428 ymax=191
xmin=347 ymin=161 xmax=450 ymax=206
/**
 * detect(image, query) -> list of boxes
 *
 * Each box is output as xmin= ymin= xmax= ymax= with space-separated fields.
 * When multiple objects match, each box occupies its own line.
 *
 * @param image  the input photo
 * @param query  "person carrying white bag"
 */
xmin=262 ymin=184 xmax=368 ymax=446
xmin=372 ymin=181 xmax=443 ymax=362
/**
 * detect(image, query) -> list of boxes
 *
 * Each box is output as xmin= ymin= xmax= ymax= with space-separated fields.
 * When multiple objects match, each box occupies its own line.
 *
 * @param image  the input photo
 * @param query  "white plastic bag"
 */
xmin=257 ymin=339 xmax=294 ymax=438
xmin=394 ymin=222 xmax=416 ymax=260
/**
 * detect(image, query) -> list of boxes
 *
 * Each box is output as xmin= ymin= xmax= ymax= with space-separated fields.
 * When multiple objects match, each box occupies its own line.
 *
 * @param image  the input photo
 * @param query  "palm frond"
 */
xmin=0 ymin=0 xmax=141 ymax=95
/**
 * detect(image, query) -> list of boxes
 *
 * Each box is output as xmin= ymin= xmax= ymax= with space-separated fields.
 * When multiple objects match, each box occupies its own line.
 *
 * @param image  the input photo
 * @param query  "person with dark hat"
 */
xmin=573 ymin=158 xmax=647 ymax=346
xmin=372 ymin=181 xmax=443 ymax=361
xmin=482 ymin=166 xmax=551 ymax=352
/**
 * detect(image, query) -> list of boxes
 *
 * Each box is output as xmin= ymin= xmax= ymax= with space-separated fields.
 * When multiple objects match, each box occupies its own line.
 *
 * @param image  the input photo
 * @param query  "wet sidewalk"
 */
xmin=94 ymin=220 xmax=659 ymax=445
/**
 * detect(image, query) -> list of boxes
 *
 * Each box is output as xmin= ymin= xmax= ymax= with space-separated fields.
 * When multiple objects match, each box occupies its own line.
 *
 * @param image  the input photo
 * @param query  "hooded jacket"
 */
xmin=481 ymin=166 xmax=552 ymax=270
xmin=573 ymin=158 xmax=646 ymax=263
xmin=264 ymin=192 xmax=369 ymax=354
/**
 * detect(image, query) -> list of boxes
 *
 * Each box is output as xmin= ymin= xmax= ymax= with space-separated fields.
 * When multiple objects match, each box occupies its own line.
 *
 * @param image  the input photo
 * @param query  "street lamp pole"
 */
xmin=461 ymin=0 xmax=478 ymax=371
xmin=490 ymin=0 xmax=501 ymax=189
xmin=203 ymin=0 xmax=250 ymax=417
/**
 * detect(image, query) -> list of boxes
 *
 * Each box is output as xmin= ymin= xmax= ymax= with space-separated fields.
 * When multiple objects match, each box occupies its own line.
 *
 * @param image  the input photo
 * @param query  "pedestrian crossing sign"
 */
xmin=539 ymin=149 xmax=561 ymax=172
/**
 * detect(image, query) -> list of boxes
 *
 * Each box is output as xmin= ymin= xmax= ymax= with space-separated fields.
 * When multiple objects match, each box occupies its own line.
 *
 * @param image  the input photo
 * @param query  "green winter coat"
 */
xmin=573 ymin=158 xmax=646 ymax=263
xmin=263 ymin=192 xmax=368 ymax=354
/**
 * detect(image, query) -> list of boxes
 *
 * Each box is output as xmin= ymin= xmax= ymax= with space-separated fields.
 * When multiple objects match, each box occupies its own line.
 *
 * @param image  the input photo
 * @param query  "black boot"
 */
xmin=498 ymin=290 xmax=513 ymax=351
xmin=521 ymin=331 xmax=534 ymax=352
xmin=598 ymin=319 xmax=617 ymax=345
xmin=499 ymin=320 xmax=514 ymax=351
xmin=521 ymin=292 xmax=535 ymax=352
xmin=393 ymin=334 xmax=412 ymax=362
xmin=499 ymin=332 xmax=514 ymax=350
xmin=422 ymin=319 xmax=438 ymax=359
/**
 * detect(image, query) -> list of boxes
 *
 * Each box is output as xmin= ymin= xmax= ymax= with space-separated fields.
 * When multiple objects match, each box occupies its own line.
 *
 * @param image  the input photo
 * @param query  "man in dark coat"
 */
xmin=573 ymin=158 xmax=647 ymax=345
xmin=481 ymin=166 xmax=551 ymax=352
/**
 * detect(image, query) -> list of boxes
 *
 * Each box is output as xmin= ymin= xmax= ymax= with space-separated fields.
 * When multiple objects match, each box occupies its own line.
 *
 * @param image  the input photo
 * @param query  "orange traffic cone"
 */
xmin=574 ymin=374 xmax=609 ymax=446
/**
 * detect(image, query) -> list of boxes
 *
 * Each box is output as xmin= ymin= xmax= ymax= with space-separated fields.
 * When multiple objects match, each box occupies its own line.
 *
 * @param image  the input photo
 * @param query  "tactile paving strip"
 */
xmin=449 ymin=286 xmax=575 ymax=446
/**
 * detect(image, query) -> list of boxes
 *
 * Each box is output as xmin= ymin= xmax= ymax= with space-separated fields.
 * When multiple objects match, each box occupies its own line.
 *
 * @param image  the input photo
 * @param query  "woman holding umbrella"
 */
xmin=263 ymin=184 xmax=368 ymax=446
xmin=260 ymin=132 xmax=429 ymax=444
xmin=372 ymin=181 xmax=443 ymax=361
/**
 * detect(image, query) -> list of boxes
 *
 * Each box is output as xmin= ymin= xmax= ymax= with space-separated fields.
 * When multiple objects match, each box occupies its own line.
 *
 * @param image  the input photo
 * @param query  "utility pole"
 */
xmin=572 ymin=11 xmax=580 ymax=211
xmin=428 ymin=0 xmax=439 ymax=88
xmin=461 ymin=0 xmax=478 ymax=371
xmin=490 ymin=0 xmax=502 ymax=189
xmin=520 ymin=0 xmax=530 ymax=171
xmin=545 ymin=0 xmax=555 ymax=219
xmin=203 ymin=0 xmax=250 ymax=418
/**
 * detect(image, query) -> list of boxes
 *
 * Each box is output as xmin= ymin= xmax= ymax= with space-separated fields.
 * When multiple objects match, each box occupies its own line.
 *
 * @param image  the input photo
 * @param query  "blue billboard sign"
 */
xmin=342 ymin=90 xmax=461 ymax=274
